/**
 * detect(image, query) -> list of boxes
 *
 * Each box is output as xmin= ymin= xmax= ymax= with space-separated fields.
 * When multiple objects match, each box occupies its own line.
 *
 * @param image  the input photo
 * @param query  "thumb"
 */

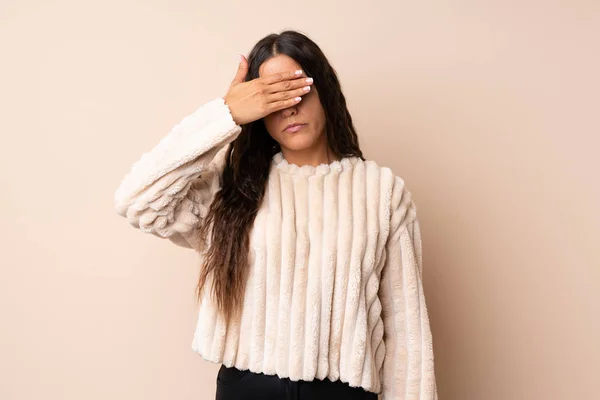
xmin=231 ymin=54 xmax=248 ymax=85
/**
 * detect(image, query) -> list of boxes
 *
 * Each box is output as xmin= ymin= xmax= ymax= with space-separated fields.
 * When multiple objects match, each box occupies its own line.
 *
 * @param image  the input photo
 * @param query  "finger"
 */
xmin=265 ymin=76 xmax=314 ymax=94
xmin=266 ymin=85 xmax=311 ymax=103
xmin=261 ymin=69 xmax=304 ymax=85
xmin=265 ymin=96 xmax=303 ymax=113
xmin=231 ymin=54 xmax=248 ymax=85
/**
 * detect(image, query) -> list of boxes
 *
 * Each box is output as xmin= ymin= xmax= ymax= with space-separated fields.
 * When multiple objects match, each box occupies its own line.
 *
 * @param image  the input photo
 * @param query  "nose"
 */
xmin=282 ymin=106 xmax=297 ymax=118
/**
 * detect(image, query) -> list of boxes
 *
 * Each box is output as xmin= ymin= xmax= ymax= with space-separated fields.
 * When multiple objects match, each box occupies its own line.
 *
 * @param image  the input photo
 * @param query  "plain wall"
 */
xmin=1 ymin=1 xmax=598 ymax=399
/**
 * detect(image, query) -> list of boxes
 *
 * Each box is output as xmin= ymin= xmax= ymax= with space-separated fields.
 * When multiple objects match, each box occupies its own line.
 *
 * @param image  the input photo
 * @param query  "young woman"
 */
xmin=114 ymin=30 xmax=437 ymax=400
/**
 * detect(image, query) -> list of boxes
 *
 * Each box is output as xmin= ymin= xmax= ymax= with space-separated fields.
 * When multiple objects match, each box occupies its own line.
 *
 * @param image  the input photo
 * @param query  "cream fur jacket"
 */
xmin=114 ymin=98 xmax=438 ymax=399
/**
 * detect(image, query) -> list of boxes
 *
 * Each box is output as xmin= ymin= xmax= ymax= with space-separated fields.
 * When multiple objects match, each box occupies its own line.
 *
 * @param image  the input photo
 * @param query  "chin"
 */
xmin=279 ymin=136 xmax=320 ymax=152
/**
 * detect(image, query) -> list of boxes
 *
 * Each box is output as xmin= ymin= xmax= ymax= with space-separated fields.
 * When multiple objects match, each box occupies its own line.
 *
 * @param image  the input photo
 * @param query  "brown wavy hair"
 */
xmin=196 ymin=30 xmax=364 ymax=322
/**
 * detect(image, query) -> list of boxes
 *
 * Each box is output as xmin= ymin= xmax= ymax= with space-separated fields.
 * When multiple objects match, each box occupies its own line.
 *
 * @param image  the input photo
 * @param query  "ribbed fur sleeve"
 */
xmin=379 ymin=177 xmax=437 ymax=399
xmin=114 ymin=98 xmax=241 ymax=250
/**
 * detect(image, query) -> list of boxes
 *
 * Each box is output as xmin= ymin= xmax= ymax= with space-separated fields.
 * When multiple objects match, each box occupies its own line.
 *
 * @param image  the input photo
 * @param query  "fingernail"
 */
xmin=295 ymin=96 xmax=302 ymax=101
xmin=295 ymin=70 xmax=303 ymax=75
xmin=303 ymin=86 xmax=311 ymax=92
xmin=306 ymin=77 xmax=313 ymax=83
xmin=238 ymin=54 xmax=244 ymax=63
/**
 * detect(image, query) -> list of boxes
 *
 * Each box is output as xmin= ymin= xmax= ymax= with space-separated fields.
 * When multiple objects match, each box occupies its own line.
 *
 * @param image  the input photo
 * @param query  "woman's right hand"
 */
xmin=223 ymin=55 xmax=314 ymax=126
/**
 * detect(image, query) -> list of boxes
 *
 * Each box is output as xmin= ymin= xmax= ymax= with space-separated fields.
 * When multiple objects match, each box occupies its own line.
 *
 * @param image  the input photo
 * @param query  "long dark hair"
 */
xmin=196 ymin=30 xmax=363 ymax=322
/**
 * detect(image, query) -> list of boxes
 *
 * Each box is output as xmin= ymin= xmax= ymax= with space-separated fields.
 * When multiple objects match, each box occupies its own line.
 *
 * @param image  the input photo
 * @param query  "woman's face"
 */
xmin=259 ymin=54 xmax=327 ymax=154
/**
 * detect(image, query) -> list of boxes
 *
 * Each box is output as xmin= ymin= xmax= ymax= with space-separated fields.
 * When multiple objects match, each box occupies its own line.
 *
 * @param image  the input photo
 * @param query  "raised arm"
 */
xmin=114 ymin=56 xmax=317 ymax=251
xmin=114 ymin=97 xmax=241 ymax=250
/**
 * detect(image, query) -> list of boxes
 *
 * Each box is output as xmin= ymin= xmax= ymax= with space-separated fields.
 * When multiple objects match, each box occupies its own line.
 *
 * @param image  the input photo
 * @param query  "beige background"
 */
xmin=1 ymin=1 xmax=598 ymax=399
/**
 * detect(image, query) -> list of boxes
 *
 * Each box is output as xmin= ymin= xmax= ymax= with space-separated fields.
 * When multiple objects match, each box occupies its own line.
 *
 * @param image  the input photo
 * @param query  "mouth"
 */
xmin=283 ymin=123 xmax=307 ymax=133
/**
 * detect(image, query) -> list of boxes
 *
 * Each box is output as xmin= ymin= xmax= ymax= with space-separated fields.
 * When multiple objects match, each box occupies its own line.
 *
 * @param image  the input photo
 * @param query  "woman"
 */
xmin=114 ymin=30 xmax=437 ymax=400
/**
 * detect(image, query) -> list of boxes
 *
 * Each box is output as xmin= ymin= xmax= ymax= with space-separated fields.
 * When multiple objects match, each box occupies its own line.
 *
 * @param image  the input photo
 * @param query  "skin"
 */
xmin=224 ymin=53 xmax=338 ymax=167
xmin=259 ymin=54 xmax=340 ymax=167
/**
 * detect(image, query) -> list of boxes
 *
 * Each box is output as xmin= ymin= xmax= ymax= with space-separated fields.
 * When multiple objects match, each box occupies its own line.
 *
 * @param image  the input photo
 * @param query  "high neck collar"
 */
xmin=272 ymin=151 xmax=362 ymax=177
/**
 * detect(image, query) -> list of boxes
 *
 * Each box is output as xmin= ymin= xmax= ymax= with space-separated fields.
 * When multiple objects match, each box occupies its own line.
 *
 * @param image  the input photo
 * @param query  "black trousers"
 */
xmin=215 ymin=364 xmax=378 ymax=400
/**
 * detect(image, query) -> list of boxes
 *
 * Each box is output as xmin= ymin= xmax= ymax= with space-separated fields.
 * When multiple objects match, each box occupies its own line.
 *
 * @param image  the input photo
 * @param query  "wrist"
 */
xmin=222 ymin=97 xmax=237 ymax=124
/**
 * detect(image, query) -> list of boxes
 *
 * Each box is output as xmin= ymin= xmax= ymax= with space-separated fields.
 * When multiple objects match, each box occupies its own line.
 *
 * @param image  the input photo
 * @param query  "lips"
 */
xmin=283 ymin=123 xmax=307 ymax=133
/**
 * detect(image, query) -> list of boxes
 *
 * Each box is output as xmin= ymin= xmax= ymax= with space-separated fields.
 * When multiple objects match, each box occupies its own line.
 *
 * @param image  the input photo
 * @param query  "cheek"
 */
xmin=304 ymin=97 xmax=326 ymax=127
xmin=262 ymin=114 xmax=280 ymax=137
xmin=263 ymin=114 xmax=281 ymax=141
xmin=303 ymin=92 xmax=318 ymax=110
